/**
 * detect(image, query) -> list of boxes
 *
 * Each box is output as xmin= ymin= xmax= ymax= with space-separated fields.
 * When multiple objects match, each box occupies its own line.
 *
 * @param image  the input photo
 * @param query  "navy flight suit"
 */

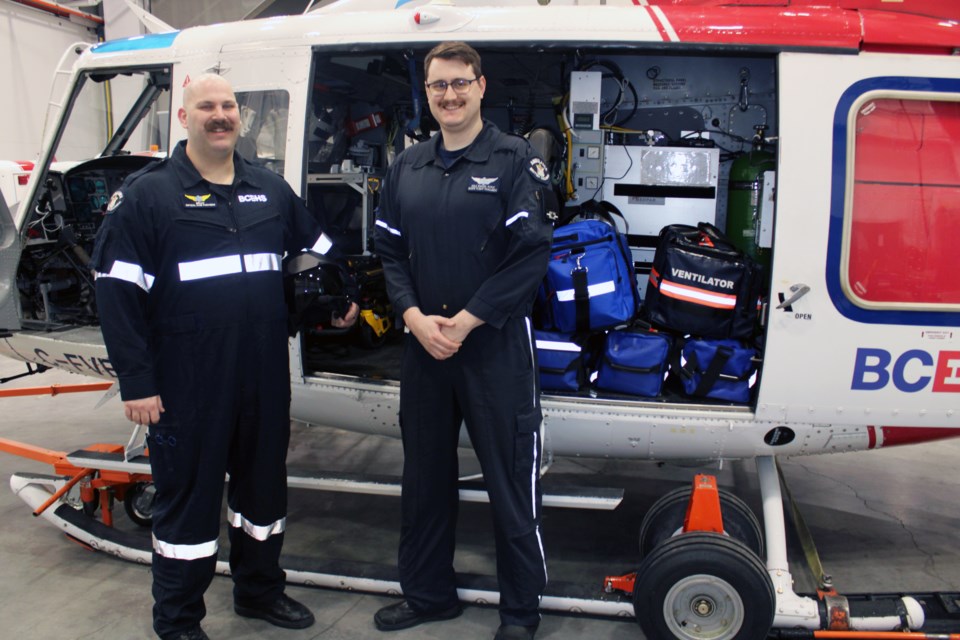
xmin=375 ymin=120 xmax=554 ymax=628
xmin=92 ymin=140 xmax=335 ymax=638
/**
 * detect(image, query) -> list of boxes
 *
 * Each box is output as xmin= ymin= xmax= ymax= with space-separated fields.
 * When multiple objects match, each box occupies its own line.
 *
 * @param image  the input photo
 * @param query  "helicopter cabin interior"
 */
xmin=14 ymin=43 xmax=779 ymax=405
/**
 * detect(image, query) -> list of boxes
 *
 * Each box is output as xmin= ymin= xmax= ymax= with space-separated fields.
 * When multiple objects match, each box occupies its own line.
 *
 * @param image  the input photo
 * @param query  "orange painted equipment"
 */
xmin=32 ymin=468 xmax=94 ymax=516
xmin=604 ymin=474 xmax=727 ymax=597
xmin=7 ymin=0 xmax=104 ymax=25
xmin=0 ymin=382 xmax=113 ymax=398
xmin=602 ymin=572 xmax=636 ymax=594
xmin=0 ymin=436 xmax=151 ymax=526
xmin=682 ymin=473 xmax=725 ymax=534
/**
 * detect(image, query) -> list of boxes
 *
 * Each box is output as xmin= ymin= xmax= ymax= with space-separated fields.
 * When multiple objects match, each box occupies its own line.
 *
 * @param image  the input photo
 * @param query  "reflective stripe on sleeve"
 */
xmin=243 ymin=253 xmax=281 ymax=273
xmin=375 ymin=220 xmax=401 ymax=237
xmin=506 ymin=211 xmax=529 ymax=227
xmin=227 ymin=507 xmax=286 ymax=541
xmin=152 ymin=534 xmax=218 ymax=560
xmin=96 ymin=260 xmax=155 ymax=292
xmin=311 ymin=233 xmax=334 ymax=255
xmin=179 ymin=255 xmax=242 ymax=281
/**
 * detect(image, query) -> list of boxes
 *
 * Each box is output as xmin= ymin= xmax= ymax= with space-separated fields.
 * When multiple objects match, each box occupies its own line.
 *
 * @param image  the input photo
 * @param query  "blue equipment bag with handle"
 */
xmin=595 ymin=328 xmax=672 ymax=397
xmin=534 ymin=330 xmax=589 ymax=391
xmin=674 ymin=338 xmax=758 ymax=403
xmin=542 ymin=216 xmax=638 ymax=333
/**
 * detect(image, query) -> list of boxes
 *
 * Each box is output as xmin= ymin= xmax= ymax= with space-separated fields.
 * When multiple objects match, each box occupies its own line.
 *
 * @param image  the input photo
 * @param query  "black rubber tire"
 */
xmin=357 ymin=320 xmax=387 ymax=349
xmin=123 ymin=482 xmax=155 ymax=528
xmin=639 ymin=486 xmax=763 ymax=559
xmin=632 ymin=532 xmax=775 ymax=640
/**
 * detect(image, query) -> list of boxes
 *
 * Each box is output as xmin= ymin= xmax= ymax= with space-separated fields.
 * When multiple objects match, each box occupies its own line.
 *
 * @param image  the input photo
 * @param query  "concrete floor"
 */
xmin=1 ymin=355 xmax=959 ymax=639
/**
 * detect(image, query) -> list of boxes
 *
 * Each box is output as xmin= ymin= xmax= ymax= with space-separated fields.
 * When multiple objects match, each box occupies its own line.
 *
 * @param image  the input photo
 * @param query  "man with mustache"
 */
xmin=373 ymin=42 xmax=553 ymax=640
xmin=93 ymin=73 xmax=357 ymax=640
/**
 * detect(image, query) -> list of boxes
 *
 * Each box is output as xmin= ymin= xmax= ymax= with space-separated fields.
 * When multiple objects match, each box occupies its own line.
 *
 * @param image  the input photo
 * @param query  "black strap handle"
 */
xmin=691 ymin=346 xmax=732 ymax=397
xmin=696 ymin=222 xmax=739 ymax=253
xmin=603 ymin=353 xmax=658 ymax=375
xmin=572 ymin=263 xmax=590 ymax=332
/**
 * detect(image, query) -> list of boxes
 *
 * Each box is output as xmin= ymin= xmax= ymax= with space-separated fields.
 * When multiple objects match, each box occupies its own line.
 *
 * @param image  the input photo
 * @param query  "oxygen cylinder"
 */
xmin=726 ymin=129 xmax=775 ymax=268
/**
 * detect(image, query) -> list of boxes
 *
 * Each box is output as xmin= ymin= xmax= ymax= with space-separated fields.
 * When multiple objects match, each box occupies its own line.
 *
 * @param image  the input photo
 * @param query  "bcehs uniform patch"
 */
xmin=105 ymin=190 xmax=124 ymax=213
xmin=528 ymin=157 xmax=550 ymax=183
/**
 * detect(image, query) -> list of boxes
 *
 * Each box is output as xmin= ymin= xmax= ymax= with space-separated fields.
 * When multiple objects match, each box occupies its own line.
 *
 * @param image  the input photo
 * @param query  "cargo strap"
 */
xmin=677 ymin=345 xmax=746 ymax=397
xmin=572 ymin=260 xmax=590 ymax=332
xmin=691 ymin=346 xmax=732 ymax=397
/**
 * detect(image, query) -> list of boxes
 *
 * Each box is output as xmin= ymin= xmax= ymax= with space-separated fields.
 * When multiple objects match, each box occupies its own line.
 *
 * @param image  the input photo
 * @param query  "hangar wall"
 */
xmin=0 ymin=2 xmax=99 ymax=162
xmin=0 ymin=0 xmax=316 ymax=166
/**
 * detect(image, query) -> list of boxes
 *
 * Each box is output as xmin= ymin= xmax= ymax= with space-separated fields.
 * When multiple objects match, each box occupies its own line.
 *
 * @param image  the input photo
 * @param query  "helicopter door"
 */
xmin=214 ymin=46 xmax=312 ymax=193
xmin=757 ymin=51 xmax=960 ymax=429
xmin=0 ymin=191 xmax=21 ymax=332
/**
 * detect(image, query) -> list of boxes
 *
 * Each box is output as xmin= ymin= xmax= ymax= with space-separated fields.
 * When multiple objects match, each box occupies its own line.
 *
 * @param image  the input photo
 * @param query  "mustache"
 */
xmin=205 ymin=119 xmax=234 ymax=131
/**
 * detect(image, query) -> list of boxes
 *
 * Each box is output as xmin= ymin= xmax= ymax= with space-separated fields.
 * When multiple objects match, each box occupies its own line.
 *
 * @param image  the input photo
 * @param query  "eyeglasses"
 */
xmin=425 ymin=77 xmax=479 ymax=96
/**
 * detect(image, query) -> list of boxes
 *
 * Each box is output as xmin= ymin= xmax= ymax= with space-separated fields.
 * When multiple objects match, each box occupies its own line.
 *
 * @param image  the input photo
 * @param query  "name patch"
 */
xmin=467 ymin=176 xmax=499 ymax=193
xmin=238 ymin=194 xmax=268 ymax=203
xmin=184 ymin=193 xmax=216 ymax=208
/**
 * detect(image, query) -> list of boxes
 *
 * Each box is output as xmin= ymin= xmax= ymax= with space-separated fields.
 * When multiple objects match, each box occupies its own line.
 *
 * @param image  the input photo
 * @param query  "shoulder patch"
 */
xmin=105 ymin=190 xmax=124 ymax=213
xmin=528 ymin=157 xmax=550 ymax=184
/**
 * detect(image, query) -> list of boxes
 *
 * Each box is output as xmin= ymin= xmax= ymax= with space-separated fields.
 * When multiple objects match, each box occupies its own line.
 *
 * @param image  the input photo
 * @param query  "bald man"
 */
xmin=93 ymin=73 xmax=357 ymax=640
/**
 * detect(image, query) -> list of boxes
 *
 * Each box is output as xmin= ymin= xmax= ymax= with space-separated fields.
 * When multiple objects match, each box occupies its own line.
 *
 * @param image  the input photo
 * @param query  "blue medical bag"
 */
xmin=541 ymin=219 xmax=638 ymax=333
xmin=534 ymin=330 xmax=588 ymax=391
xmin=675 ymin=338 xmax=758 ymax=403
xmin=595 ymin=329 xmax=672 ymax=397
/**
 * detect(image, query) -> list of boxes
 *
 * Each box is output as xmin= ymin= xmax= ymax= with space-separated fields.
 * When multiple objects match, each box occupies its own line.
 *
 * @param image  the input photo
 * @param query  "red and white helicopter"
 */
xmin=2 ymin=1 xmax=960 ymax=638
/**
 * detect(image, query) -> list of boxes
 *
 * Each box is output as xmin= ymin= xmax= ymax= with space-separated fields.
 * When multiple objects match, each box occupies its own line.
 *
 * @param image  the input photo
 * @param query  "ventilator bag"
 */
xmin=542 ymin=218 xmax=638 ymax=333
xmin=644 ymin=223 xmax=762 ymax=340
xmin=534 ymin=330 xmax=589 ymax=391
xmin=674 ymin=338 xmax=758 ymax=403
xmin=595 ymin=328 xmax=672 ymax=397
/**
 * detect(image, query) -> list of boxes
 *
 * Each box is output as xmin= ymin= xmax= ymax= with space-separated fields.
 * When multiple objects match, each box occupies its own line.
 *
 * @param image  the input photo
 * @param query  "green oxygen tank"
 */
xmin=726 ymin=126 xmax=775 ymax=268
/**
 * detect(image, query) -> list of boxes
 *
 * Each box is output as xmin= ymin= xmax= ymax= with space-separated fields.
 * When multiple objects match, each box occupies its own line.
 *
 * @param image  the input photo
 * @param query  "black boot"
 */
xmin=234 ymin=592 xmax=315 ymax=629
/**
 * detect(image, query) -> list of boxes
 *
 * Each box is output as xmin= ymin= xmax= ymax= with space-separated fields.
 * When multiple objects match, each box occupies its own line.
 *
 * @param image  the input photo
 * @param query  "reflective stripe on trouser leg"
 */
xmin=227 ymin=317 xmax=292 ymax=606
xmin=148 ymin=324 xmax=229 ymax=639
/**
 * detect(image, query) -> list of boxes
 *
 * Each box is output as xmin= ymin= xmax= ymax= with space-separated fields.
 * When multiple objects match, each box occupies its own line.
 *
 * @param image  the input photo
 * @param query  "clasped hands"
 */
xmin=403 ymin=307 xmax=483 ymax=360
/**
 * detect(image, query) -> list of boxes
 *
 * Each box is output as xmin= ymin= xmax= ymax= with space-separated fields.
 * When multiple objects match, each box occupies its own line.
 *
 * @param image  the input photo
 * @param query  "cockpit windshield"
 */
xmin=52 ymin=66 xmax=172 ymax=163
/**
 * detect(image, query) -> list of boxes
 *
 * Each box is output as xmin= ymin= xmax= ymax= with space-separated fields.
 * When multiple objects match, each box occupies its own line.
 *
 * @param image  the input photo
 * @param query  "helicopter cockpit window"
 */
xmin=235 ymin=90 xmax=290 ymax=176
xmin=53 ymin=67 xmax=172 ymax=163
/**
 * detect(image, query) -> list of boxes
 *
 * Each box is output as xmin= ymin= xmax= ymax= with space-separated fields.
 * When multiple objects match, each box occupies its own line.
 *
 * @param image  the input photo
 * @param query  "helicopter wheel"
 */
xmin=632 ymin=532 xmax=774 ymax=640
xmin=639 ymin=486 xmax=763 ymax=559
xmin=123 ymin=482 xmax=156 ymax=528
xmin=357 ymin=320 xmax=387 ymax=349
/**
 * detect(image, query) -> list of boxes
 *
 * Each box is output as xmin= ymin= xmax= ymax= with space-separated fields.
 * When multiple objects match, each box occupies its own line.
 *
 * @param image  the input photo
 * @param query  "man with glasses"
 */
xmin=373 ymin=42 xmax=553 ymax=640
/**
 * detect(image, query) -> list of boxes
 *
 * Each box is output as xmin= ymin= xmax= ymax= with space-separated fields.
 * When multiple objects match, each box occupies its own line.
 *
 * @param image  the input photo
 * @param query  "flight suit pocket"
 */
xmin=148 ymin=414 xmax=182 ymax=475
xmin=150 ymin=329 xmax=198 ymax=477
xmin=235 ymin=205 xmax=280 ymax=231
xmin=513 ymin=406 xmax=543 ymax=478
